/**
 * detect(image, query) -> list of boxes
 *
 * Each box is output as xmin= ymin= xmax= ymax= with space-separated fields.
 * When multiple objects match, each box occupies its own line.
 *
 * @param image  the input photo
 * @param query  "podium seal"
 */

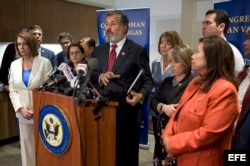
xmin=38 ymin=104 xmax=71 ymax=155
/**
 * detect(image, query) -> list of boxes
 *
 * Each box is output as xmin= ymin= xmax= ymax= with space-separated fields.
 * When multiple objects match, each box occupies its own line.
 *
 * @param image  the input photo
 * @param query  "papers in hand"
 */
xmin=127 ymin=69 xmax=144 ymax=95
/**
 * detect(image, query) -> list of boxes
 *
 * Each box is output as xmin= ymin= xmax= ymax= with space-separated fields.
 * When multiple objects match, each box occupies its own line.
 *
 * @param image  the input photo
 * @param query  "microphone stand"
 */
xmin=87 ymin=82 xmax=108 ymax=166
xmin=78 ymin=80 xmax=109 ymax=166
xmin=88 ymin=82 xmax=109 ymax=121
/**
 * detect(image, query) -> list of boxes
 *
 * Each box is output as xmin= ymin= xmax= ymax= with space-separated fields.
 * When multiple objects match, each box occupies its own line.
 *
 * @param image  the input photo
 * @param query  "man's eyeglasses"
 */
xmin=60 ymin=41 xmax=71 ymax=46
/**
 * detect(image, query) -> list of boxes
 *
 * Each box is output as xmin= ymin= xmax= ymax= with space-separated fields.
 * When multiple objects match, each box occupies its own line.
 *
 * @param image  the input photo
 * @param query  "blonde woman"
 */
xmin=150 ymin=45 xmax=194 ymax=165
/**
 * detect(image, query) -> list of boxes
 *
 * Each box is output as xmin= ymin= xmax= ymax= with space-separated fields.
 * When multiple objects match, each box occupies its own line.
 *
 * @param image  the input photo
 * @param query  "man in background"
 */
xmin=56 ymin=32 xmax=73 ymax=66
xmin=27 ymin=25 xmax=56 ymax=67
xmin=202 ymin=9 xmax=244 ymax=75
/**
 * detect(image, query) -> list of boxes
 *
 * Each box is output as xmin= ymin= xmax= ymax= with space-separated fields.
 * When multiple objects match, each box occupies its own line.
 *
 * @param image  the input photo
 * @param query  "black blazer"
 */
xmin=91 ymin=38 xmax=153 ymax=101
xmin=91 ymin=38 xmax=153 ymax=165
xmin=150 ymin=73 xmax=194 ymax=116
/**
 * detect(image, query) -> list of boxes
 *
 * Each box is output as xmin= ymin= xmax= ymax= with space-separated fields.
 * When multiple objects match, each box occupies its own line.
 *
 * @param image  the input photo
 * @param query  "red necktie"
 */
xmin=107 ymin=44 xmax=117 ymax=71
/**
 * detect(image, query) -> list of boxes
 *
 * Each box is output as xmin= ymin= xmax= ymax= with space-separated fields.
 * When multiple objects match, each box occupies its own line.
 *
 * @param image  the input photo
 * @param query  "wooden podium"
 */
xmin=33 ymin=90 xmax=118 ymax=166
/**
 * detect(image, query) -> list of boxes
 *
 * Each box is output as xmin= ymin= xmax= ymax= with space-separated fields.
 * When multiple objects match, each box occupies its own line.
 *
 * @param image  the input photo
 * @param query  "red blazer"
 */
xmin=162 ymin=77 xmax=239 ymax=166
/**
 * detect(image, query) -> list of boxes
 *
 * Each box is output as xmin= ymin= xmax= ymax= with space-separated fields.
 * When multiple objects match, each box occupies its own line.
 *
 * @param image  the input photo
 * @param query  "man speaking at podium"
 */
xmin=91 ymin=10 xmax=153 ymax=166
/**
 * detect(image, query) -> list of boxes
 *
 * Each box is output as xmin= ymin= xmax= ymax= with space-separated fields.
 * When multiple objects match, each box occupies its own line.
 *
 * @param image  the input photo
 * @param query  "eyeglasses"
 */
xmin=69 ymin=51 xmax=82 ymax=56
xmin=60 ymin=41 xmax=71 ymax=46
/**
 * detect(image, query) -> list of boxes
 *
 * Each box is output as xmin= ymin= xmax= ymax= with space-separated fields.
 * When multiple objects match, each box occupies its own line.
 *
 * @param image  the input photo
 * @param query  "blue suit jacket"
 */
xmin=55 ymin=51 xmax=69 ymax=67
xmin=41 ymin=47 xmax=56 ymax=67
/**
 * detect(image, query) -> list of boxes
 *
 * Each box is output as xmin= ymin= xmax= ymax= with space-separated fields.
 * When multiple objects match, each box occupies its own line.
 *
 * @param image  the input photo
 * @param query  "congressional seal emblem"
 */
xmin=38 ymin=104 xmax=71 ymax=155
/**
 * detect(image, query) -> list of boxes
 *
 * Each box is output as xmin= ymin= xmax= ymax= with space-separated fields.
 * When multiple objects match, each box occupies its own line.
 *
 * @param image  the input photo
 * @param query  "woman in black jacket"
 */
xmin=150 ymin=45 xmax=194 ymax=166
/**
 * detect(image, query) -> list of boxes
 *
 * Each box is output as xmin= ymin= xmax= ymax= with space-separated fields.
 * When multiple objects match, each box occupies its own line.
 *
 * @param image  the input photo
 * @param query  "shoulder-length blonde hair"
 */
xmin=168 ymin=44 xmax=193 ymax=74
xmin=15 ymin=32 xmax=38 ymax=57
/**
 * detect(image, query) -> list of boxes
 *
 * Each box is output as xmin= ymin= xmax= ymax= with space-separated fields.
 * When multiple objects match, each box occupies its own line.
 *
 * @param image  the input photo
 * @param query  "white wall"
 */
xmin=65 ymin=0 xmax=116 ymax=8
xmin=0 ymin=42 xmax=11 ymax=68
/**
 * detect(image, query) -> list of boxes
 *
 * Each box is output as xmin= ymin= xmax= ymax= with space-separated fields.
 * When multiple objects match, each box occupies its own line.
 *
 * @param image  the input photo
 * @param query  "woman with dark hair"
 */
xmin=66 ymin=42 xmax=86 ymax=69
xmin=162 ymin=35 xmax=239 ymax=166
xmin=61 ymin=43 xmax=89 ymax=97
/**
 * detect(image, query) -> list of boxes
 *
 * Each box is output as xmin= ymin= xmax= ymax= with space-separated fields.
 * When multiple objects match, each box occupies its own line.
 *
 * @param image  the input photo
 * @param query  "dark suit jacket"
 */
xmin=233 ymin=66 xmax=250 ymax=149
xmin=91 ymin=38 xmax=153 ymax=165
xmin=234 ymin=104 xmax=250 ymax=149
xmin=0 ymin=43 xmax=16 ymax=85
xmin=56 ymin=51 xmax=69 ymax=67
xmin=92 ymin=39 xmax=153 ymax=101
xmin=41 ymin=47 xmax=56 ymax=67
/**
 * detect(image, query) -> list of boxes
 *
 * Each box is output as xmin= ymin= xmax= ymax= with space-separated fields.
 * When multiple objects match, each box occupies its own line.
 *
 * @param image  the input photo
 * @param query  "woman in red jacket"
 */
xmin=162 ymin=35 xmax=239 ymax=166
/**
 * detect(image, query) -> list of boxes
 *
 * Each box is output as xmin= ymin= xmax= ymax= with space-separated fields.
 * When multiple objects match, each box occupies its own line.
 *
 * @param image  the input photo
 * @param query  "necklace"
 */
xmin=172 ymin=77 xmax=182 ymax=86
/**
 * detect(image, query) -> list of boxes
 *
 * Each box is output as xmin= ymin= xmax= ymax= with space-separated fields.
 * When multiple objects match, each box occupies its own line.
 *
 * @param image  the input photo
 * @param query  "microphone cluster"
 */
xmin=37 ymin=58 xmax=105 ymax=102
xmin=36 ymin=62 xmax=72 ymax=95
xmin=73 ymin=58 xmax=100 ymax=101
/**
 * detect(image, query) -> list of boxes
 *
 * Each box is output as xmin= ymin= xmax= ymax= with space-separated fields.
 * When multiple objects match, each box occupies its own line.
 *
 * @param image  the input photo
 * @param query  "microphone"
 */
xmin=84 ymin=58 xmax=99 ymax=84
xmin=74 ymin=62 xmax=88 ymax=87
xmin=48 ymin=63 xmax=69 ymax=78
xmin=37 ymin=62 xmax=74 ymax=92
xmin=72 ymin=62 xmax=88 ymax=96
xmin=76 ymin=63 xmax=88 ymax=77
xmin=48 ymin=67 xmax=60 ymax=78
xmin=38 ymin=75 xmax=66 ymax=90
xmin=74 ymin=58 xmax=99 ymax=100
xmin=62 ymin=68 xmax=75 ymax=82
xmin=83 ymin=58 xmax=109 ymax=119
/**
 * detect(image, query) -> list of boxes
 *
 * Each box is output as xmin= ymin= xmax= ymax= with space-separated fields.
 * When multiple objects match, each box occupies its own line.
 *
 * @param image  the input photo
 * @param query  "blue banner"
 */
xmin=96 ymin=8 xmax=150 ymax=147
xmin=96 ymin=8 xmax=150 ymax=53
xmin=214 ymin=0 xmax=250 ymax=64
